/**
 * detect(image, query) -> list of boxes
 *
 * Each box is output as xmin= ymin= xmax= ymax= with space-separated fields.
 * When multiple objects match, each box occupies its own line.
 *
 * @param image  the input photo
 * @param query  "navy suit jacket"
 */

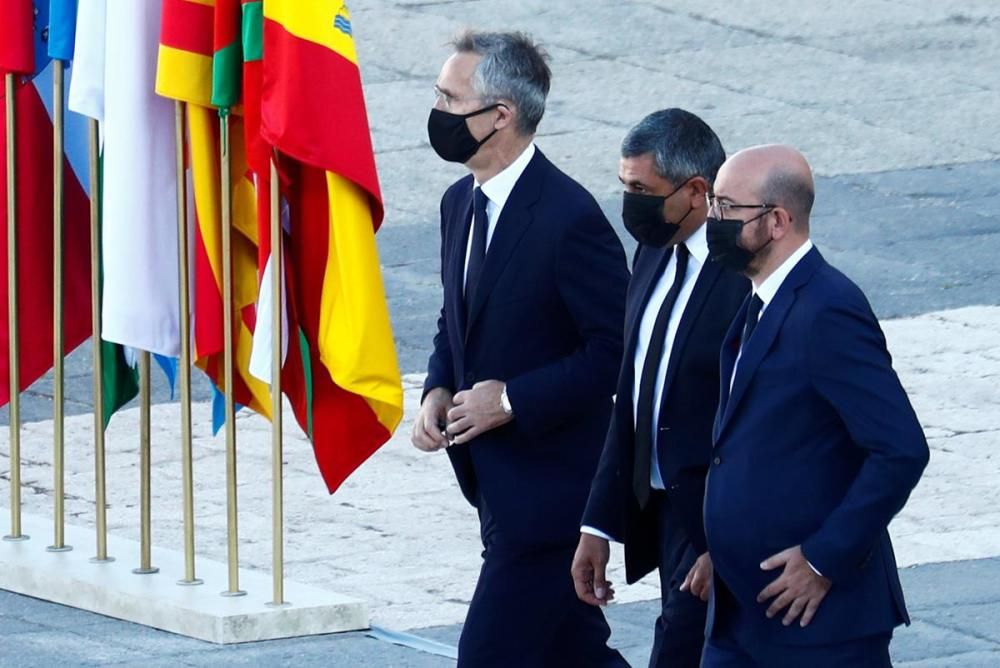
xmin=582 ymin=241 xmax=748 ymax=583
xmin=705 ymin=246 xmax=929 ymax=646
xmin=424 ymin=149 xmax=629 ymax=549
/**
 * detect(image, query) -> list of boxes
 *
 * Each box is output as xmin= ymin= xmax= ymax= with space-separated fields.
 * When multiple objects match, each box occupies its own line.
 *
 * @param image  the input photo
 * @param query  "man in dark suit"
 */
xmin=571 ymin=109 xmax=749 ymax=668
xmin=412 ymin=30 xmax=629 ymax=667
xmin=700 ymin=144 xmax=929 ymax=667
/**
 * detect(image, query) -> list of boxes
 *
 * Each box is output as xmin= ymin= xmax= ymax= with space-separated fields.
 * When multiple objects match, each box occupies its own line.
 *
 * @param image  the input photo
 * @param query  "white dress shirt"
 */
xmin=581 ymin=224 xmax=709 ymax=543
xmin=463 ymin=143 xmax=537 ymax=288
xmin=633 ymin=223 xmax=709 ymax=490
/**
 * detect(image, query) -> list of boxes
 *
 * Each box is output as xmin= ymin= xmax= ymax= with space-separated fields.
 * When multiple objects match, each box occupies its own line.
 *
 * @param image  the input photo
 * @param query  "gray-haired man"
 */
xmin=573 ymin=109 xmax=749 ymax=668
xmin=412 ymin=31 xmax=629 ymax=667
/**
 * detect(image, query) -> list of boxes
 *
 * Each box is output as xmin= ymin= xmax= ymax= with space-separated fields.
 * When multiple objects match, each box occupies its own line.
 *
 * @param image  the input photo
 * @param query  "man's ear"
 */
xmin=494 ymin=103 xmax=515 ymax=130
xmin=686 ymin=176 xmax=710 ymax=207
xmin=771 ymin=206 xmax=794 ymax=239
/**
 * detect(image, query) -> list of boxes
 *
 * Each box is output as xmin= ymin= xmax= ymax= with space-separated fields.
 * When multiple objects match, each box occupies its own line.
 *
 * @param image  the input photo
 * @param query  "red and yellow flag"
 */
xmin=260 ymin=0 xmax=402 ymax=493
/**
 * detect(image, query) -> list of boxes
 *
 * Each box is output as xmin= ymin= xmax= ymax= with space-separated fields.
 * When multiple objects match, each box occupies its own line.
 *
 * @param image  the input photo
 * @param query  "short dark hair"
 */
xmin=620 ymin=108 xmax=726 ymax=186
xmin=761 ymin=168 xmax=815 ymax=228
xmin=451 ymin=30 xmax=551 ymax=135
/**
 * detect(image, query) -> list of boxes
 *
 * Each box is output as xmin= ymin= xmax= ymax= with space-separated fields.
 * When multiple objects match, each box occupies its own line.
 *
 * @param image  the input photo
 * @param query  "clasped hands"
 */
xmin=411 ymin=381 xmax=513 ymax=452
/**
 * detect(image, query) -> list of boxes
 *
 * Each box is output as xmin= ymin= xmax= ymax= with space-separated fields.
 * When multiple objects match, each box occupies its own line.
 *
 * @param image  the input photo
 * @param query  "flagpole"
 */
xmin=133 ymin=351 xmax=158 ymax=575
xmin=174 ymin=101 xmax=201 ymax=586
xmin=268 ymin=157 xmax=287 ymax=607
xmin=87 ymin=117 xmax=113 ymax=564
xmin=219 ymin=112 xmax=245 ymax=597
xmin=3 ymin=72 xmax=27 ymax=544
xmin=47 ymin=60 xmax=71 ymax=554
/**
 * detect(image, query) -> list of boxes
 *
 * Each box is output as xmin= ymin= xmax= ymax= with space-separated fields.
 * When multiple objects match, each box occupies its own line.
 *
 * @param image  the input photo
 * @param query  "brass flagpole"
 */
xmin=87 ymin=117 xmax=112 ymax=563
xmin=268 ymin=157 xmax=286 ymax=607
xmin=174 ymin=101 xmax=201 ymax=586
xmin=133 ymin=351 xmax=158 ymax=574
xmin=219 ymin=112 xmax=244 ymax=597
xmin=48 ymin=59 xmax=71 ymax=554
xmin=4 ymin=72 xmax=27 ymax=544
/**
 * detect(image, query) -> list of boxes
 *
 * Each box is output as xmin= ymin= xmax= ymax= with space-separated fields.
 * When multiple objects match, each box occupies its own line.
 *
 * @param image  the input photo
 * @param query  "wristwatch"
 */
xmin=500 ymin=385 xmax=514 ymax=417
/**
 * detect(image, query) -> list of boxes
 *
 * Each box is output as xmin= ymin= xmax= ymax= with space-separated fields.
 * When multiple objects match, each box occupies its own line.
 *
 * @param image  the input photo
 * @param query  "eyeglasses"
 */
xmin=433 ymin=86 xmax=483 ymax=111
xmin=707 ymin=195 xmax=776 ymax=222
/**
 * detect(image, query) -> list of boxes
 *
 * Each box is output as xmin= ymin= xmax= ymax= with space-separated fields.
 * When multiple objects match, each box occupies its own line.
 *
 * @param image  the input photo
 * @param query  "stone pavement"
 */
xmin=1 ymin=0 xmax=1000 ymax=664
xmin=2 ymin=305 xmax=998 ymax=633
xmin=3 ymin=557 xmax=1000 ymax=667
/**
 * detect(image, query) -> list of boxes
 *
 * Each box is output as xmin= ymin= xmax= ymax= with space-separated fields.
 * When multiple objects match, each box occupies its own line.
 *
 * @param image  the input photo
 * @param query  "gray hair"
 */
xmin=621 ymin=108 xmax=726 ymax=186
xmin=451 ymin=30 xmax=551 ymax=135
xmin=761 ymin=168 xmax=815 ymax=228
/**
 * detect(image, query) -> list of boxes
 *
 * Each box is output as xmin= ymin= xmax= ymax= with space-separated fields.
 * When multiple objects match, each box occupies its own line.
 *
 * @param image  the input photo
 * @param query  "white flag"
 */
xmin=68 ymin=0 xmax=181 ymax=357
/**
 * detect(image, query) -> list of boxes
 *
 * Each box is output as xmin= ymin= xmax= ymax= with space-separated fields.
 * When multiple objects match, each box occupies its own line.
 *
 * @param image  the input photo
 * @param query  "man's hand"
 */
xmin=680 ymin=551 xmax=713 ymax=601
xmin=571 ymin=533 xmax=615 ymax=607
xmin=411 ymin=387 xmax=454 ymax=452
xmin=757 ymin=545 xmax=832 ymax=627
xmin=445 ymin=380 xmax=513 ymax=445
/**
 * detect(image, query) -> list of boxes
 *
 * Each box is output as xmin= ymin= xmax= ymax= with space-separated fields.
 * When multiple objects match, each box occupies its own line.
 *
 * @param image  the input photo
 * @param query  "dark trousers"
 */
xmin=457 ymin=501 xmax=628 ymax=668
xmin=701 ymin=632 xmax=892 ymax=668
xmin=648 ymin=492 xmax=708 ymax=668
xmin=702 ymin=583 xmax=892 ymax=668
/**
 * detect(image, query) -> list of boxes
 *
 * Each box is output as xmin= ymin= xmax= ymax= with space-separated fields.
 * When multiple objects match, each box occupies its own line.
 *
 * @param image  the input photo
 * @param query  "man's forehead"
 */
xmin=714 ymin=164 xmax=754 ymax=197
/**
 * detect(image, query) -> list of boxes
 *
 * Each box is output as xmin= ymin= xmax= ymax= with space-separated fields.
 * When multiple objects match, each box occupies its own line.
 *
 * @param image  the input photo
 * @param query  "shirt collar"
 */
xmin=475 ymin=143 xmax=536 ymax=209
xmin=754 ymin=239 xmax=814 ymax=307
xmin=682 ymin=221 xmax=709 ymax=265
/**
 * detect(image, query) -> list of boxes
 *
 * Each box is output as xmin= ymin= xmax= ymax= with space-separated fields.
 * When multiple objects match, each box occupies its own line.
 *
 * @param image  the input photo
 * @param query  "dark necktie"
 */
xmin=464 ymin=186 xmax=489 ymax=321
xmin=742 ymin=294 xmax=764 ymax=346
xmin=633 ymin=243 xmax=690 ymax=508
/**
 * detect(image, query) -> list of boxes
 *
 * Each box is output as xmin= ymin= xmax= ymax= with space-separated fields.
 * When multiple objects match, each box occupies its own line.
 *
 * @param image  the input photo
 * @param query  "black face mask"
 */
xmin=427 ymin=104 xmax=502 ymax=163
xmin=706 ymin=210 xmax=774 ymax=272
xmin=621 ymin=179 xmax=693 ymax=247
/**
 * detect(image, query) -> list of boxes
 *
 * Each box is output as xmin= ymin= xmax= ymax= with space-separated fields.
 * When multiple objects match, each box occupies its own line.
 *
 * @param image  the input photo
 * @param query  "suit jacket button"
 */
xmin=713 ymin=456 xmax=722 ymax=466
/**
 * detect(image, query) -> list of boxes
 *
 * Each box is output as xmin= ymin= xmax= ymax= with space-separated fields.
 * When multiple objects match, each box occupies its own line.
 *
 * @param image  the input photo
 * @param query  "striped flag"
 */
xmin=1 ymin=0 xmax=93 ymax=408
xmin=156 ymin=0 xmax=271 ymax=429
xmin=260 ymin=0 xmax=402 ymax=493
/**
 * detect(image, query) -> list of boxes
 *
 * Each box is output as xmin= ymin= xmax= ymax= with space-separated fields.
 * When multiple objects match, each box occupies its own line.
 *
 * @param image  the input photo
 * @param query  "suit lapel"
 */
xmin=615 ymin=245 xmax=672 ymax=432
xmin=464 ymin=151 xmax=545 ymax=338
xmin=659 ymin=258 xmax=724 ymax=404
xmin=449 ymin=189 xmax=474 ymax=343
xmin=717 ymin=247 xmax=825 ymax=436
xmin=713 ymin=294 xmax=746 ymax=441
xmin=623 ymin=245 xmax=672 ymax=365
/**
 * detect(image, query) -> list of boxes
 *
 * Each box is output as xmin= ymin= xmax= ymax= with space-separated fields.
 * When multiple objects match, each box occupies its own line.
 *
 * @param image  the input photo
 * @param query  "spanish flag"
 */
xmin=260 ymin=0 xmax=402 ymax=493
xmin=156 ymin=0 xmax=271 ymax=424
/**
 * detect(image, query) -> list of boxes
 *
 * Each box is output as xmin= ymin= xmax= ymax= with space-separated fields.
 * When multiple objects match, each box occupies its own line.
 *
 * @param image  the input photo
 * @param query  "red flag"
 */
xmin=1 ymin=6 xmax=92 ymax=407
xmin=0 ymin=0 xmax=35 ymax=75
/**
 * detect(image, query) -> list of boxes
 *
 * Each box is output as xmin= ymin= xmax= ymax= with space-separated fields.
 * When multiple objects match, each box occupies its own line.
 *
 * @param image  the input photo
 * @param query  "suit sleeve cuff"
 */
xmin=807 ymin=559 xmax=823 ymax=577
xmin=581 ymin=525 xmax=618 ymax=543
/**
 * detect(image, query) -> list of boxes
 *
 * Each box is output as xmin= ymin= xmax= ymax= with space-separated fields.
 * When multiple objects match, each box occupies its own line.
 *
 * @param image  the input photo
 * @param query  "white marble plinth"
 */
xmin=0 ymin=510 xmax=368 ymax=644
